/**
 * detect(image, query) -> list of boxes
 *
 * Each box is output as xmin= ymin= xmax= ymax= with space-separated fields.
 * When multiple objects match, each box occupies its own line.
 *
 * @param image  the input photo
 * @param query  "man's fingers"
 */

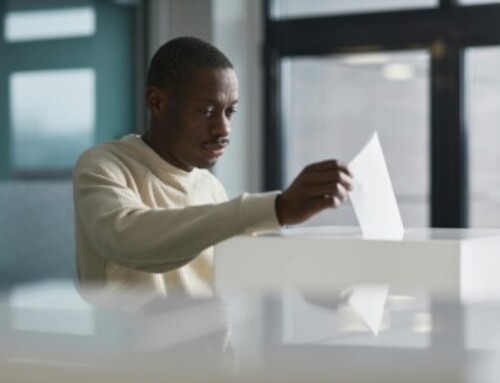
xmin=338 ymin=172 xmax=354 ymax=191
xmin=280 ymin=159 xmax=355 ymax=225
xmin=312 ymin=195 xmax=342 ymax=210
xmin=333 ymin=196 xmax=342 ymax=208
xmin=303 ymin=160 xmax=338 ymax=173
xmin=303 ymin=160 xmax=352 ymax=176
xmin=306 ymin=182 xmax=349 ymax=199
xmin=336 ymin=183 xmax=348 ymax=201
xmin=301 ymin=169 xmax=354 ymax=188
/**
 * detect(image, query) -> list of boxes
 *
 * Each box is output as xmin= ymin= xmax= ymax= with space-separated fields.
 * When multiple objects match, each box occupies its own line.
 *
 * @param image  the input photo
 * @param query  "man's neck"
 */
xmin=141 ymin=130 xmax=193 ymax=172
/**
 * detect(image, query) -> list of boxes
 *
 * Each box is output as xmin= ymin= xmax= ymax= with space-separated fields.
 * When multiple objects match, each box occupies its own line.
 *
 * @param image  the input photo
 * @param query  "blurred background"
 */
xmin=1 ymin=0 xmax=500 ymax=287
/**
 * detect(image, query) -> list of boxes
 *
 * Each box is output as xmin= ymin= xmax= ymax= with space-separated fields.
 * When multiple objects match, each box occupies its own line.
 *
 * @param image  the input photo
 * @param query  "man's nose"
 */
xmin=211 ymin=114 xmax=231 ymax=137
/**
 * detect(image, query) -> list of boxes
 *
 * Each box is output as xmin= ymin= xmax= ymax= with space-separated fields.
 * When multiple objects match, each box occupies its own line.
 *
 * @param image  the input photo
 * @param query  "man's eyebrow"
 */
xmin=194 ymin=98 xmax=239 ymax=105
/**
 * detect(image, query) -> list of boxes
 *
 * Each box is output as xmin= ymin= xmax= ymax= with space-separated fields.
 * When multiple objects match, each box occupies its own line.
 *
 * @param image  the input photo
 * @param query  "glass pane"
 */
xmin=466 ymin=47 xmax=500 ymax=228
xmin=4 ymin=7 xmax=95 ymax=43
xmin=10 ymin=68 xmax=95 ymax=170
xmin=272 ymin=0 xmax=437 ymax=19
xmin=460 ymin=0 xmax=500 ymax=4
xmin=282 ymin=50 xmax=430 ymax=227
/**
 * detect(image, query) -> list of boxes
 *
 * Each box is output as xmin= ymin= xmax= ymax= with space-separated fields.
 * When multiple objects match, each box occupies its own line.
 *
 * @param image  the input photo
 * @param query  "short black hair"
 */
xmin=146 ymin=36 xmax=233 ymax=91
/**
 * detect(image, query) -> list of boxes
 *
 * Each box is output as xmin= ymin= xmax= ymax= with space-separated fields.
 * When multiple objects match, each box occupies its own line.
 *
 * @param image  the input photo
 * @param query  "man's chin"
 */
xmin=196 ymin=158 xmax=218 ymax=170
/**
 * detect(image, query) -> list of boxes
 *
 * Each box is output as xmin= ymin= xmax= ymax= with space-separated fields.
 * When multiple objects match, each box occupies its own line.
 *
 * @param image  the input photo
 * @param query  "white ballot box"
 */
xmin=214 ymin=227 xmax=500 ymax=302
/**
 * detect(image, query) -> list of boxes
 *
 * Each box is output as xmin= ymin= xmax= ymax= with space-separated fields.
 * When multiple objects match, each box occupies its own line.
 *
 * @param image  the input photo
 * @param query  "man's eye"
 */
xmin=226 ymin=108 xmax=237 ymax=119
xmin=202 ymin=106 xmax=215 ymax=116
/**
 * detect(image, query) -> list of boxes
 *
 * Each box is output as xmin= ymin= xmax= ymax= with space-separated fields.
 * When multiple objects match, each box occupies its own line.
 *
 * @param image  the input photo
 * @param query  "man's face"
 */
xmin=157 ymin=67 xmax=239 ymax=171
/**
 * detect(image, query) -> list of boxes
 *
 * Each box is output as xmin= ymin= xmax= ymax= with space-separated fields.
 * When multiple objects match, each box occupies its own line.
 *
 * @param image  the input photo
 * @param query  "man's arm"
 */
xmin=74 ymin=157 xmax=280 ymax=273
xmin=74 ymin=155 xmax=352 ymax=274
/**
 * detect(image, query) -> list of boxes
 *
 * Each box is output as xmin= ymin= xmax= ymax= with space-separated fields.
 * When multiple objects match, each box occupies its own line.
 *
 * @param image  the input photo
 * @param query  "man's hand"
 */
xmin=275 ymin=160 xmax=353 ymax=226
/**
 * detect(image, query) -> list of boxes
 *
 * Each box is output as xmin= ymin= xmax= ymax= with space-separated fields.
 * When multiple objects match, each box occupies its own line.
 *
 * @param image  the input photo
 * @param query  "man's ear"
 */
xmin=146 ymin=87 xmax=168 ymax=117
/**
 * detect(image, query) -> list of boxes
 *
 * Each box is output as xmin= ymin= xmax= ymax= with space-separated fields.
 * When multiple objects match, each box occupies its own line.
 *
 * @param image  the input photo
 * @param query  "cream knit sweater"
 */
xmin=73 ymin=134 xmax=281 ymax=303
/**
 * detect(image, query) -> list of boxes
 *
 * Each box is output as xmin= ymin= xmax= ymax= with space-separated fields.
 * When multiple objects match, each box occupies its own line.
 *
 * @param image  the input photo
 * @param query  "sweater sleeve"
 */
xmin=74 ymin=152 xmax=281 ymax=273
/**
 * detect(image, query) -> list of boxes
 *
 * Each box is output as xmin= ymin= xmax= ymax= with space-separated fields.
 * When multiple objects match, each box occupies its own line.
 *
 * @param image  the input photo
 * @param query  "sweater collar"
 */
xmin=121 ymin=134 xmax=196 ymax=180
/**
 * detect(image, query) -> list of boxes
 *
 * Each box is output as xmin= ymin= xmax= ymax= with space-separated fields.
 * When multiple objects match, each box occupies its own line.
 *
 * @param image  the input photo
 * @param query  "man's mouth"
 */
xmin=202 ymin=137 xmax=230 ymax=157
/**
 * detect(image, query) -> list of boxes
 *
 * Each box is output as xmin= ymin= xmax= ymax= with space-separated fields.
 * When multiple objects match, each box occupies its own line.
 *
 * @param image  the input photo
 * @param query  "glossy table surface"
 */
xmin=3 ymin=280 xmax=500 ymax=382
xmin=275 ymin=226 xmax=500 ymax=241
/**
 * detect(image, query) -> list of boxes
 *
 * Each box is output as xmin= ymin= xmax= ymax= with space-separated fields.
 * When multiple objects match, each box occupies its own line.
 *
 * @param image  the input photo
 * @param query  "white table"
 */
xmin=4 ymin=281 xmax=500 ymax=382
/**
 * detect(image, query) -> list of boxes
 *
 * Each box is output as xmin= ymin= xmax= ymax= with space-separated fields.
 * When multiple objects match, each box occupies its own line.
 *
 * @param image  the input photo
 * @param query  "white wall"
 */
xmin=147 ymin=0 xmax=264 ymax=197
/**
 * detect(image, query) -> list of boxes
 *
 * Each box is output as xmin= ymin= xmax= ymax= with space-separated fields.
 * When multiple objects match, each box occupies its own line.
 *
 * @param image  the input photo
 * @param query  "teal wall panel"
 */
xmin=0 ymin=0 xmax=136 ymax=178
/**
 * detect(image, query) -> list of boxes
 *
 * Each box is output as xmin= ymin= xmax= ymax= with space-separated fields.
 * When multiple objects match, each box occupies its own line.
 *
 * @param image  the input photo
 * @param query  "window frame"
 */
xmin=263 ymin=0 xmax=500 ymax=228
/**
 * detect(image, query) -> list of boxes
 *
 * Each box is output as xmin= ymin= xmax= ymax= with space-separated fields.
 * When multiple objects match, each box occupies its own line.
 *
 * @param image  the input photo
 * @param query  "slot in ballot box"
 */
xmin=214 ymin=227 xmax=500 ymax=302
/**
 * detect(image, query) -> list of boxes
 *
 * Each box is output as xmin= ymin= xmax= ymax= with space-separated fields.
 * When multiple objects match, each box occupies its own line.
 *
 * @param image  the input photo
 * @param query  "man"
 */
xmin=73 ymin=37 xmax=353 ymax=303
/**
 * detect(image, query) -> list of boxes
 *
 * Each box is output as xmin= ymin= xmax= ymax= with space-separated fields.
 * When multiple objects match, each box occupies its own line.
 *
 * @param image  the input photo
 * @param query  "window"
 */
xmin=272 ymin=0 xmax=438 ymax=19
xmin=0 ymin=1 xmax=136 ymax=178
xmin=264 ymin=0 xmax=500 ymax=228
xmin=10 ymin=69 xmax=95 ymax=170
xmin=282 ymin=51 xmax=429 ymax=227
xmin=466 ymin=47 xmax=500 ymax=228
xmin=4 ymin=7 xmax=95 ymax=42
xmin=460 ymin=0 xmax=500 ymax=4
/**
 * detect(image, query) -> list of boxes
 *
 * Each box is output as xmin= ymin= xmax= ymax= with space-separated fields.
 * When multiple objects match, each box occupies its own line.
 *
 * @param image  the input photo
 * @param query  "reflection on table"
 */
xmin=3 ymin=279 xmax=500 ymax=382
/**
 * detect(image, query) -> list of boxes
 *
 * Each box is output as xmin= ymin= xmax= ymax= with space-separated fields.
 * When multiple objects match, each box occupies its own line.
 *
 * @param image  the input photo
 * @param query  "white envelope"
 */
xmin=348 ymin=132 xmax=404 ymax=239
